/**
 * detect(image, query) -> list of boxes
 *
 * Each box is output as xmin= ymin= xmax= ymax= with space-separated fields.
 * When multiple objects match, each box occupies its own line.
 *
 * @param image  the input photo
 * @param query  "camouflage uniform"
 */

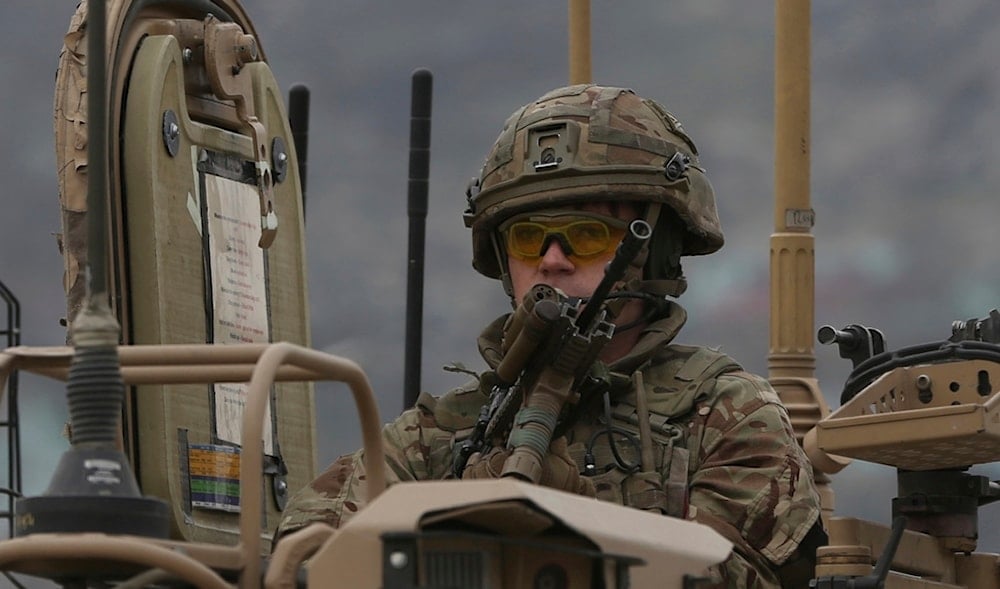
xmin=280 ymin=84 xmax=824 ymax=586
xmin=278 ymin=302 xmax=822 ymax=588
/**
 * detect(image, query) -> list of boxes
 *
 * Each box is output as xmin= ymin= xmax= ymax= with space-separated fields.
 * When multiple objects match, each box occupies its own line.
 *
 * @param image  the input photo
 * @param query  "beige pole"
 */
xmin=771 ymin=0 xmax=845 ymax=523
xmin=568 ymin=0 xmax=592 ymax=84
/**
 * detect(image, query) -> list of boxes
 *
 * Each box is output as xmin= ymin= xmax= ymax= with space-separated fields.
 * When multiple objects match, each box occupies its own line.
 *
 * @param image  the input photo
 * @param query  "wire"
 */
xmin=583 ymin=392 xmax=641 ymax=475
xmin=581 ymin=291 xmax=670 ymax=333
xmin=841 ymin=339 xmax=1000 ymax=404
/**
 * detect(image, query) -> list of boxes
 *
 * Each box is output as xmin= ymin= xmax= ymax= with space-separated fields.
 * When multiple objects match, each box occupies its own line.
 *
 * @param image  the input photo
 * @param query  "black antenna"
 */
xmin=14 ymin=0 xmax=168 ymax=538
xmin=403 ymin=69 xmax=433 ymax=410
xmin=288 ymin=84 xmax=310 ymax=216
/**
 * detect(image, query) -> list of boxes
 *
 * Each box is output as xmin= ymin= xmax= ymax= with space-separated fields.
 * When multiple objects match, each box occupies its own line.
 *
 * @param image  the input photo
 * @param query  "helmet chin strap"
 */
xmin=490 ymin=230 xmax=518 ymax=302
xmin=601 ymin=202 xmax=661 ymax=321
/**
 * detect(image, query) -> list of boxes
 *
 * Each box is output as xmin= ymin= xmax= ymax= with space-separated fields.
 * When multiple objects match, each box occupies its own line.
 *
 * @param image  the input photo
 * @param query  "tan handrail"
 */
xmin=0 ymin=534 xmax=232 ymax=589
xmin=238 ymin=342 xmax=385 ymax=588
xmin=0 ymin=342 xmax=386 ymax=589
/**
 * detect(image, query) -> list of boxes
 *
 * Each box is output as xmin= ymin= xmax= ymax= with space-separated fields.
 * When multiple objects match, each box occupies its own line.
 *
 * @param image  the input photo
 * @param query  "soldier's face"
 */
xmin=506 ymin=200 xmax=639 ymax=305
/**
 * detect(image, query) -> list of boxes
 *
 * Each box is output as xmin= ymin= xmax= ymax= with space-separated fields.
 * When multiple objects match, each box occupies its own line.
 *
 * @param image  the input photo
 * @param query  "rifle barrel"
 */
xmin=575 ymin=219 xmax=651 ymax=332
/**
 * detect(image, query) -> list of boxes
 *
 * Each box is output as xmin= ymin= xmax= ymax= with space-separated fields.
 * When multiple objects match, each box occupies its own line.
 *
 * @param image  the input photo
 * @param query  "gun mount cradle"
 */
xmin=810 ymin=328 xmax=1000 ymax=588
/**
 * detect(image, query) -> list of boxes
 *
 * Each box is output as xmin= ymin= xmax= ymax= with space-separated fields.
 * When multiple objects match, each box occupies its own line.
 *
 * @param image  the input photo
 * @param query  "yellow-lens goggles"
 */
xmin=502 ymin=213 xmax=628 ymax=263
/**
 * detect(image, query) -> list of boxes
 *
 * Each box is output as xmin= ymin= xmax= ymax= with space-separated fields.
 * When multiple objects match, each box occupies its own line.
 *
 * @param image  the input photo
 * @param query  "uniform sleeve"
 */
xmin=276 ymin=403 xmax=453 ymax=538
xmin=687 ymin=372 xmax=822 ymax=588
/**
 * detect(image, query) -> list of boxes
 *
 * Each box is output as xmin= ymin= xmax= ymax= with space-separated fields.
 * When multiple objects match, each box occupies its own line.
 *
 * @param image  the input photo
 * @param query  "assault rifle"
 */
xmin=453 ymin=219 xmax=652 ymax=482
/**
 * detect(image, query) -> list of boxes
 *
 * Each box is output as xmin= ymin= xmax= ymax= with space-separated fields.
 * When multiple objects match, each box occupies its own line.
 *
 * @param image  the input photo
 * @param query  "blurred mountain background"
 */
xmin=0 ymin=0 xmax=997 ymax=560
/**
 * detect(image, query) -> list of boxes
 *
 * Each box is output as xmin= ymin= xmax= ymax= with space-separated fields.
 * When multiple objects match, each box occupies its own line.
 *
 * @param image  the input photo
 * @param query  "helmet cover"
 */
xmin=464 ymin=84 xmax=724 ymax=281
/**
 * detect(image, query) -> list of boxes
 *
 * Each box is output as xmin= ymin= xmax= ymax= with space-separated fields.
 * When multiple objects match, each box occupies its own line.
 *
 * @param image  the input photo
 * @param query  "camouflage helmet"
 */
xmin=464 ymin=84 xmax=724 ymax=284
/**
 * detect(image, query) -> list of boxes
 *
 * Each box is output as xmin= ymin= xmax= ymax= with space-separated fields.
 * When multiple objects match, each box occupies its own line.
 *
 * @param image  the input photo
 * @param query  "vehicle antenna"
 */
xmin=14 ymin=0 xmax=169 ymax=538
xmin=288 ymin=84 xmax=310 ymax=216
xmin=769 ymin=0 xmax=847 ymax=523
xmin=403 ymin=69 xmax=433 ymax=409
xmin=568 ymin=0 xmax=592 ymax=84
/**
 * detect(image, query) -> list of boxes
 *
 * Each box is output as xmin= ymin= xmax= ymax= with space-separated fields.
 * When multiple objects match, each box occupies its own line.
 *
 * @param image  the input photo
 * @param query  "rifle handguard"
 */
xmin=496 ymin=298 xmax=561 ymax=385
xmin=501 ymin=377 xmax=571 ymax=482
xmin=500 ymin=221 xmax=649 ymax=484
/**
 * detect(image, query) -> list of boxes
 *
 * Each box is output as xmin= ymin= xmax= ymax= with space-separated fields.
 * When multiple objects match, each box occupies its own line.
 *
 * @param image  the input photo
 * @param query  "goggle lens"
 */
xmin=505 ymin=216 xmax=627 ymax=262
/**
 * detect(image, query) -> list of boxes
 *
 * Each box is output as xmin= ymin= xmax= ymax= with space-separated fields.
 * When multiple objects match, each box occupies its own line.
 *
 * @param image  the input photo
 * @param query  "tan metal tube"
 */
xmin=1 ymin=342 xmax=386 ymax=587
xmin=239 ymin=342 xmax=385 ymax=588
xmin=771 ymin=0 xmax=845 ymax=520
xmin=28 ymin=364 xmax=325 ymax=384
xmin=0 ymin=351 xmax=14 ymax=403
xmin=0 ymin=534 xmax=231 ymax=589
xmin=265 ymin=522 xmax=334 ymax=589
xmin=774 ymin=0 xmax=812 ymax=230
xmin=771 ymin=0 xmax=814 ymax=373
xmin=568 ymin=0 xmax=591 ymax=84
xmin=1 ymin=345 xmax=326 ymax=383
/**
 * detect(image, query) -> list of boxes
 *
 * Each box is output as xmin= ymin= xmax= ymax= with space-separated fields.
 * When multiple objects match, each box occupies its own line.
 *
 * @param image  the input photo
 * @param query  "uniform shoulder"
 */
xmin=646 ymin=343 xmax=783 ymax=428
xmin=714 ymin=369 xmax=783 ymax=407
xmin=638 ymin=344 xmax=744 ymax=419
xmin=649 ymin=343 xmax=743 ymax=383
xmin=428 ymin=377 xmax=490 ymax=432
xmin=696 ymin=369 xmax=791 ymax=445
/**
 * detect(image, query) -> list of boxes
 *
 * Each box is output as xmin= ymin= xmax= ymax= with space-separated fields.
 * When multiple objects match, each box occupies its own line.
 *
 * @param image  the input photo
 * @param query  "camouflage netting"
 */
xmin=54 ymin=3 xmax=90 ymax=334
xmin=53 ymin=0 xmax=262 ymax=334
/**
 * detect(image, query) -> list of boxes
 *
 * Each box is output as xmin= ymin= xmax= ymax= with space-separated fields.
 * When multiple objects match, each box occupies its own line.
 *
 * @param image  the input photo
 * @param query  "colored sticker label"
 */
xmin=189 ymin=444 xmax=241 ymax=513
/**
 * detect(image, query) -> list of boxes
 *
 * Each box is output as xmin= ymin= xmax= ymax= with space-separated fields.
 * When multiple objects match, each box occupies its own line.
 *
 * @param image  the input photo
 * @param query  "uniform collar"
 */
xmin=477 ymin=300 xmax=688 ymax=375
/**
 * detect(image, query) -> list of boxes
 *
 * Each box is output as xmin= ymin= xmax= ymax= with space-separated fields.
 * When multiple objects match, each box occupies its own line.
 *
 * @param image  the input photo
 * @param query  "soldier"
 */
xmin=278 ymin=84 xmax=825 ymax=587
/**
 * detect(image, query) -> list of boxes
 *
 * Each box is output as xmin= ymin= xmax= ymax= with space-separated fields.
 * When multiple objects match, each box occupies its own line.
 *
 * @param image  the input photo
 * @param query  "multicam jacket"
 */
xmin=278 ymin=303 xmax=822 ymax=588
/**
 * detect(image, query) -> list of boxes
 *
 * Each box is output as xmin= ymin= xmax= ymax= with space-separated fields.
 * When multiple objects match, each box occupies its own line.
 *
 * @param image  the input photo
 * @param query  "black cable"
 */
xmin=578 ymin=290 xmax=670 ymax=333
xmin=841 ymin=339 xmax=1000 ymax=404
xmin=582 ymin=392 xmax=641 ymax=475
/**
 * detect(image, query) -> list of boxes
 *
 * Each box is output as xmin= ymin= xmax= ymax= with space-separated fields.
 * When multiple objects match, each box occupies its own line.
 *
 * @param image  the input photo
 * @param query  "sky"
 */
xmin=0 ymin=0 xmax=998 ymax=577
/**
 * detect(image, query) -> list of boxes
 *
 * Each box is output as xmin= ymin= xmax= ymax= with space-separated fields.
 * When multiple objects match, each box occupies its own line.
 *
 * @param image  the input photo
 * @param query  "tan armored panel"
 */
xmin=310 ymin=479 xmax=732 ymax=588
xmin=54 ymin=0 xmax=315 ymax=546
xmin=815 ymin=359 xmax=1000 ymax=471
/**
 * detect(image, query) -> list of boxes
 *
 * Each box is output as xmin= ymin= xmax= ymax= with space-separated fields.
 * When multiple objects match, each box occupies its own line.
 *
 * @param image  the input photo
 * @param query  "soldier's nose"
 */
xmin=537 ymin=240 xmax=574 ymax=273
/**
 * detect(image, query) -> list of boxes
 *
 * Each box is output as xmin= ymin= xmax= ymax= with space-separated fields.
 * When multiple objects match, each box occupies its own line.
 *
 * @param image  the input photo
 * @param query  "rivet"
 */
xmin=389 ymin=551 xmax=408 ymax=569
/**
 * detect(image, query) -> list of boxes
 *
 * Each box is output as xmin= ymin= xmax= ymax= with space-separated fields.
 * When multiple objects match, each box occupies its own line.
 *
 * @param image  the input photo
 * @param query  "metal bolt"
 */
xmin=271 ymin=137 xmax=289 ymax=183
xmin=182 ymin=48 xmax=193 ymax=63
xmin=389 ymin=551 xmax=408 ymax=569
xmin=276 ymin=479 xmax=288 ymax=497
xmin=162 ymin=110 xmax=180 ymax=157
xmin=916 ymin=374 xmax=933 ymax=404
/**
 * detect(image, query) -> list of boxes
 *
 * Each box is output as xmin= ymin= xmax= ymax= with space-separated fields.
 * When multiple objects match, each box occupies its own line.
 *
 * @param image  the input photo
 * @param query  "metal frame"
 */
xmin=0 ymin=342 xmax=385 ymax=588
xmin=0 ymin=281 xmax=20 ymax=538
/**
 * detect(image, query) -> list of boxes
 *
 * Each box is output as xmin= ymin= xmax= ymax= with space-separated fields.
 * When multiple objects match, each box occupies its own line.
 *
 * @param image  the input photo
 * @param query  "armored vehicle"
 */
xmin=0 ymin=0 xmax=996 ymax=587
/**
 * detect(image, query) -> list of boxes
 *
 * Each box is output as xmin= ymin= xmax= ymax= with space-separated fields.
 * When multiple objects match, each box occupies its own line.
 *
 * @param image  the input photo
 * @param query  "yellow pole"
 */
xmin=568 ymin=0 xmax=592 ymax=84
xmin=771 ymin=0 xmax=844 ymax=523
